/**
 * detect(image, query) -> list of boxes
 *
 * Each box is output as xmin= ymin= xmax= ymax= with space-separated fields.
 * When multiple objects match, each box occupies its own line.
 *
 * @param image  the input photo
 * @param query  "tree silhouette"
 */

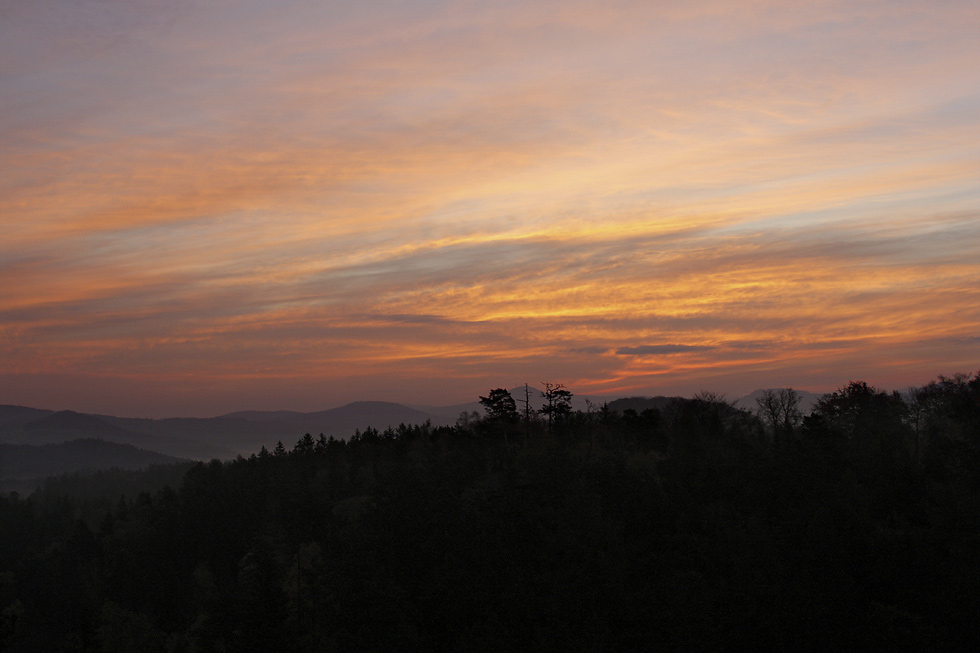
xmin=294 ymin=433 xmax=315 ymax=454
xmin=540 ymin=383 xmax=573 ymax=434
xmin=806 ymin=381 xmax=910 ymax=464
xmin=755 ymin=388 xmax=802 ymax=449
xmin=916 ymin=371 xmax=980 ymax=445
xmin=479 ymin=388 xmax=519 ymax=422
xmin=480 ymin=388 xmax=519 ymax=443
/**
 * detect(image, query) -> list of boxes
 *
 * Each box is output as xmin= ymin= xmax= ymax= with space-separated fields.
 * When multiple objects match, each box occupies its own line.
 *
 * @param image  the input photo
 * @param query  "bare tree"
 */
xmin=519 ymin=383 xmax=533 ymax=446
xmin=755 ymin=388 xmax=802 ymax=449
xmin=540 ymin=383 xmax=573 ymax=435
xmin=756 ymin=390 xmax=782 ymax=435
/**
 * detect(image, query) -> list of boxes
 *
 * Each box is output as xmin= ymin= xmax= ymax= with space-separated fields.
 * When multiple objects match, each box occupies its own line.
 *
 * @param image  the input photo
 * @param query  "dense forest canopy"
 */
xmin=2 ymin=371 xmax=979 ymax=651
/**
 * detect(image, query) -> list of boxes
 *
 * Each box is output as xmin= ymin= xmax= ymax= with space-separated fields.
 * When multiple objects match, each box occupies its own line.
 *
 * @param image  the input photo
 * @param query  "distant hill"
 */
xmin=97 ymin=414 xmax=282 ymax=459
xmin=0 ymin=405 xmax=53 ymax=429
xmin=218 ymin=410 xmax=306 ymax=422
xmin=213 ymin=401 xmax=458 ymax=449
xmin=604 ymin=396 xmax=685 ymax=413
xmin=734 ymin=389 xmax=823 ymax=414
xmin=301 ymin=401 xmax=444 ymax=434
xmin=2 ymin=408 xmax=234 ymax=460
xmin=0 ymin=401 xmax=460 ymax=461
xmin=24 ymin=410 xmax=138 ymax=442
xmin=408 ymin=400 xmax=483 ymax=420
xmin=0 ymin=438 xmax=180 ymax=482
xmin=0 ymin=389 xmax=828 ymax=466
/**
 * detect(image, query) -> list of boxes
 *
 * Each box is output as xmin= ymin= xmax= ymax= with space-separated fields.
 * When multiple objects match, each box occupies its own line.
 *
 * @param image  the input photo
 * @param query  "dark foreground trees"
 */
xmin=1 ymin=372 xmax=979 ymax=651
xmin=479 ymin=388 xmax=518 ymax=422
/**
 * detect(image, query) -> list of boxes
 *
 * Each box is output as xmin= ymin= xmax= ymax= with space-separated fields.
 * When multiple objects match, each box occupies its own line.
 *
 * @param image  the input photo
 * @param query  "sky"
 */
xmin=2 ymin=0 xmax=979 ymax=417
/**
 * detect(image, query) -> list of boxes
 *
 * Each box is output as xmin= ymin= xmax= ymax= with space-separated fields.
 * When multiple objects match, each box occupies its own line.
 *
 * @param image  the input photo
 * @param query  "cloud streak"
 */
xmin=617 ymin=345 xmax=718 ymax=356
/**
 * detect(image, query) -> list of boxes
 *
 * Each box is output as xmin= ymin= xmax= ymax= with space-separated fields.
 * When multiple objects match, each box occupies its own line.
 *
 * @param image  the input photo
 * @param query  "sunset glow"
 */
xmin=3 ymin=0 xmax=979 ymax=416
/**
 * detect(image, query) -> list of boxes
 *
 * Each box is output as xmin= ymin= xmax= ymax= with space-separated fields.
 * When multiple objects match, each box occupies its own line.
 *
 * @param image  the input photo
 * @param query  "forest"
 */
xmin=2 ymin=372 xmax=979 ymax=651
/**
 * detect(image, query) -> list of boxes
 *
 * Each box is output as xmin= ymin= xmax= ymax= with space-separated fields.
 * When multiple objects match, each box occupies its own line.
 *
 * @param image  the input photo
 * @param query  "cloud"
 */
xmin=569 ymin=346 xmax=610 ymax=355
xmin=616 ymin=345 xmax=717 ymax=356
xmin=2 ymin=0 xmax=979 ymax=414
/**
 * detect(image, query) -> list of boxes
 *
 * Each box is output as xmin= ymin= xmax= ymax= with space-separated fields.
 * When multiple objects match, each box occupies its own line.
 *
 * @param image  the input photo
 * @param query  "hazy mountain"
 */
xmin=0 ymin=405 xmax=54 ymax=429
xmin=5 ymin=409 xmax=235 ymax=460
xmin=408 ymin=400 xmax=483 ymax=420
xmin=301 ymin=401 xmax=445 ymax=433
xmin=0 ymin=388 xmax=828 ymax=470
xmin=218 ymin=410 xmax=306 ymax=422
xmin=212 ymin=401 xmax=458 ymax=450
xmin=0 ymin=401 xmax=458 ymax=462
xmin=96 ymin=414 xmax=278 ymax=459
xmin=0 ymin=438 xmax=180 ymax=482
xmin=23 ymin=410 xmax=137 ymax=443
xmin=604 ymin=396 xmax=685 ymax=413
xmin=734 ymin=389 xmax=824 ymax=414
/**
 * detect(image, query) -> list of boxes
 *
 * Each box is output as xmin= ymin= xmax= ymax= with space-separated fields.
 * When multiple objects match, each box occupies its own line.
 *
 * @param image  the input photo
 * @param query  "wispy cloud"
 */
xmin=2 ymin=0 xmax=979 ymax=415
xmin=617 ymin=345 xmax=717 ymax=356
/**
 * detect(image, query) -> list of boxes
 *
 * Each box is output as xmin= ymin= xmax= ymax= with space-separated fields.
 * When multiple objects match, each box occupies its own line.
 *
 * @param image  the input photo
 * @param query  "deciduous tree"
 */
xmin=755 ymin=388 xmax=803 ymax=449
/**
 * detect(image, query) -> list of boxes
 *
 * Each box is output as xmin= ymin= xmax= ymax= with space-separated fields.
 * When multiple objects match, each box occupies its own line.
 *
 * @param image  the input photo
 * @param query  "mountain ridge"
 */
xmin=0 ymin=388 xmax=828 ymax=467
xmin=0 ymin=438 xmax=181 ymax=486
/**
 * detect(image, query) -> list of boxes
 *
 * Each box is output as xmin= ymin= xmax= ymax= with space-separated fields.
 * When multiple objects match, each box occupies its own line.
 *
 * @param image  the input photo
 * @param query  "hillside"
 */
xmin=604 ymin=396 xmax=684 ymax=413
xmin=0 ymin=438 xmax=181 ymax=488
xmin=0 ymin=402 xmax=458 ymax=460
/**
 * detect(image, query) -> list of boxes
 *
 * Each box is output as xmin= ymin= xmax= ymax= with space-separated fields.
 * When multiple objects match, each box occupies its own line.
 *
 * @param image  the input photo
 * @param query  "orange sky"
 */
xmin=2 ymin=0 xmax=979 ymax=416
